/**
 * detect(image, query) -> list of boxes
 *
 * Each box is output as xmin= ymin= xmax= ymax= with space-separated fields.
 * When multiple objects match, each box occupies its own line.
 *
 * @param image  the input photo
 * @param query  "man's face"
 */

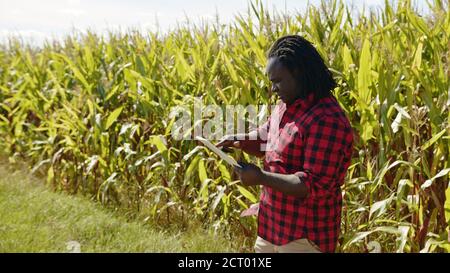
xmin=266 ymin=57 xmax=301 ymax=105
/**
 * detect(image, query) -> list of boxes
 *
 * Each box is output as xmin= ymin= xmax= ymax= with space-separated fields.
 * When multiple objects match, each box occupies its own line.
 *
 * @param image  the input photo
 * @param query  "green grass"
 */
xmin=0 ymin=161 xmax=240 ymax=253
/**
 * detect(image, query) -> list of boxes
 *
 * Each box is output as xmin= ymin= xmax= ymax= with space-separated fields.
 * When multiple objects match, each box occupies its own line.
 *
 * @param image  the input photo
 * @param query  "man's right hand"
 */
xmin=216 ymin=135 xmax=243 ymax=152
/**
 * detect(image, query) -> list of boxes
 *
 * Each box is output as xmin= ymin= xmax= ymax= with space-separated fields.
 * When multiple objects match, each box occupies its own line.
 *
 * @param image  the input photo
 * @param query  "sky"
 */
xmin=0 ymin=0 xmax=431 ymax=45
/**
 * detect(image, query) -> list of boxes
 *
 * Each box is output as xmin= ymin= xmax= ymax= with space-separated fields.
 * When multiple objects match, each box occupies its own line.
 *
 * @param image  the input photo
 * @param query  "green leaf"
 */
xmin=237 ymin=185 xmax=257 ymax=203
xmin=406 ymin=10 xmax=430 ymax=36
xmin=369 ymin=195 xmax=393 ymax=220
xmin=135 ymin=55 xmax=146 ymax=76
xmin=445 ymin=184 xmax=450 ymax=225
xmin=342 ymin=44 xmax=354 ymax=71
xmin=346 ymin=226 xmax=400 ymax=246
xmin=421 ymin=168 xmax=450 ymax=190
xmin=347 ymin=231 xmax=372 ymax=245
xmin=105 ymin=107 xmax=123 ymax=130
xmin=357 ymin=38 xmax=372 ymax=107
xmin=184 ymin=156 xmax=200 ymax=185
xmin=46 ymin=165 xmax=54 ymax=185
xmin=222 ymin=54 xmax=238 ymax=82
xmin=397 ymin=226 xmax=410 ymax=253
xmin=411 ymin=41 xmax=423 ymax=71
xmin=199 ymin=178 xmax=213 ymax=203
xmin=149 ymin=135 xmax=168 ymax=154
xmin=198 ymin=159 xmax=208 ymax=183
xmin=218 ymin=164 xmax=231 ymax=182
xmin=54 ymin=53 xmax=90 ymax=90
xmin=83 ymin=46 xmax=95 ymax=72
xmin=211 ymin=185 xmax=226 ymax=213
xmin=421 ymin=129 xmax=446 ymax=150
xmin=86 ymin=155 xmax=99 ymax=173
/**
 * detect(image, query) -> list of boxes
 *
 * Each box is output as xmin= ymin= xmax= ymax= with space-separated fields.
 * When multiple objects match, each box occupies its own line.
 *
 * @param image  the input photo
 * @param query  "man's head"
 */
xmin=266 ymin=35 xmax=336 ymax=104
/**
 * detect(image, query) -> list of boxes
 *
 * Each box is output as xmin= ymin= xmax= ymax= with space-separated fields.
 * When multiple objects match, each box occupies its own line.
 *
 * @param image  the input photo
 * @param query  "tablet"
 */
xmin=195 ymin=136 xmax=241 ymax=168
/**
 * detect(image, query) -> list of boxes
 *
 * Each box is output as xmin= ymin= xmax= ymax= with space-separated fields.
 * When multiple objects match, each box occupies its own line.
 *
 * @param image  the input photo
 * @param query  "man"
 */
xmin=216 ymin=35 xmax=353 ymax=253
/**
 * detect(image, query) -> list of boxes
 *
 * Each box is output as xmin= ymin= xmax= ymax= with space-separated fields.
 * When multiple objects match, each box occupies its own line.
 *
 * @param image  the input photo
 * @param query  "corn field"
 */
xmin=0 ymin=0 xmax=449 ymax=252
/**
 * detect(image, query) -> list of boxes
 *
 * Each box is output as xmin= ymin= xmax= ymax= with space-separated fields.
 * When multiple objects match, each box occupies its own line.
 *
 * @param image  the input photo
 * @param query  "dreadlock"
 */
xmin=267 ymin=35 xmax=336 ymax=100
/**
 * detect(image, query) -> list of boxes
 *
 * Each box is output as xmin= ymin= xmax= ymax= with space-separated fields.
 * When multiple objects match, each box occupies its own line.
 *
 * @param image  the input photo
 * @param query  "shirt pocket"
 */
xmin=276 ymin=122 xmax=300 ymax=158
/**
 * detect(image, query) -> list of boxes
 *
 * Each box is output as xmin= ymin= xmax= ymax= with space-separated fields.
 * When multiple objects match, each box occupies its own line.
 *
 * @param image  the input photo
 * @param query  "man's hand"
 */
xmin=216 ymin=134 xmax=242 ymax=152
xmin=234 ymin=162 xmax=264 ymax=186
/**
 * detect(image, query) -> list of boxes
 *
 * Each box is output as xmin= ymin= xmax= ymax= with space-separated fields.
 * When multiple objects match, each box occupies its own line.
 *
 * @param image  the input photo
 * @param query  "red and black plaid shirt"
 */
xmin=246 ymin=94 xmax=353 ymax=252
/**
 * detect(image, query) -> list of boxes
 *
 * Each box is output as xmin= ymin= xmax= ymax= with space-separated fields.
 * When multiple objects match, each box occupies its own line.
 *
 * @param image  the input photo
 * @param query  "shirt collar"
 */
xmin=285 ymin=93 xmax=317 ymax=114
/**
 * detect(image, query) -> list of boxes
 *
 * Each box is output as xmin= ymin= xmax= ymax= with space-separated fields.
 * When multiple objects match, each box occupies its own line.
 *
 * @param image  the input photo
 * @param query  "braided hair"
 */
xmin=267 ymin=35 xmax=336 ymax=100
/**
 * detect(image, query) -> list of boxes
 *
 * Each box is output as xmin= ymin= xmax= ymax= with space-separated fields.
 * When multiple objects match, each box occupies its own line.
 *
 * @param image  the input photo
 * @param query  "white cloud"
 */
xmin=10 ymin=9 xmax=24 ymax=16
xmin=58 ymin=8 xmax=86 ymax=17
xmin=67 ymin=0 xmax=81 ymax=6
xmin=0 ymin=0 xmax=431 ymax=46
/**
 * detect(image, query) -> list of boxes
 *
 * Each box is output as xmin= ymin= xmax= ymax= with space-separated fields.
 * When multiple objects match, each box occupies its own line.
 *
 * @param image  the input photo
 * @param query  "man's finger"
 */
xmin=215 ymin=141 xmax=224 ymax=147
xmin=237 ymin=161 xmax=247 ymax=169
xmin=216 ymin=140 xmax=230 ymax=147
xmin=221 ymin=147 xmax=233 ymax=153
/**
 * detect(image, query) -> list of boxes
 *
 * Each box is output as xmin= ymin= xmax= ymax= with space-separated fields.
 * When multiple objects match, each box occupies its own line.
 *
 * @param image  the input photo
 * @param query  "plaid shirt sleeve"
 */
xmin=294 ymin=115 xmax=353 ymax=199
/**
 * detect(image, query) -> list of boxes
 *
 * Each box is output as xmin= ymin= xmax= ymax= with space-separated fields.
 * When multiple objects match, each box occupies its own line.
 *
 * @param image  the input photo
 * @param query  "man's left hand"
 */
xmin=234 ymin=162 xmax=264 ymax=186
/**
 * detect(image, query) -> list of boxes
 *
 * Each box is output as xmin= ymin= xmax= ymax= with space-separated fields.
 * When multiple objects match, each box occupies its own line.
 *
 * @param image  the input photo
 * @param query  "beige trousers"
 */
xmin=254 ymin=236 xmax=322 ymax=253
